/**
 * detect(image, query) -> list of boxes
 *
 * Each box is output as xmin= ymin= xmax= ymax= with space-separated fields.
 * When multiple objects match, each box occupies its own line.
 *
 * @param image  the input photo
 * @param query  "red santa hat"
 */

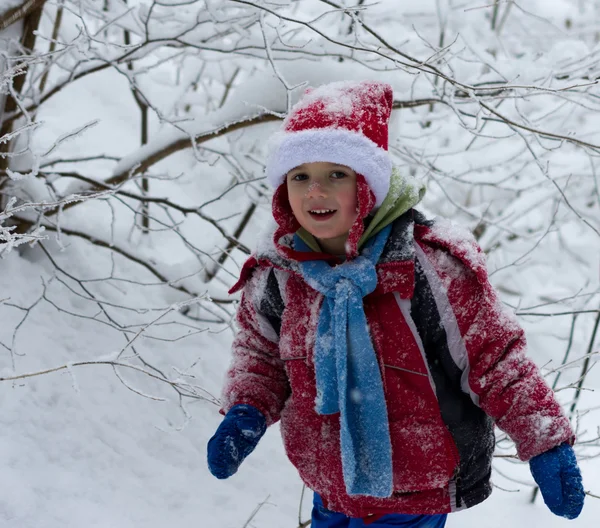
xmin=265 ymin=80 xmax=394 ymax=207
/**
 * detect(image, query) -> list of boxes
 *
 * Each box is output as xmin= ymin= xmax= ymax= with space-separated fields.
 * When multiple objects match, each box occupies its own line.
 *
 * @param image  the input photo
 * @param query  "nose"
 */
xmin=305 ymin=181 xmax=327 ymax=198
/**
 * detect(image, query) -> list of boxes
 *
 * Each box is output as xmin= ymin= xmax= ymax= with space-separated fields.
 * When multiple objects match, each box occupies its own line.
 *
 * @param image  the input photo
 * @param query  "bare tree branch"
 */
xmin=0 ymin=0 xmax=46 ymax=31
xmin=12 ymin=214 xmax=234 ymax=305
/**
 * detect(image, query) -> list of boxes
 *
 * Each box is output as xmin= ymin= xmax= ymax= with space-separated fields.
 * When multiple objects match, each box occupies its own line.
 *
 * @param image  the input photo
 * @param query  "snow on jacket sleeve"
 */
xmin=221 ymin=266 xmax=290 ymax=426
xmin=415 ymin=218 xmax=574 ymax=461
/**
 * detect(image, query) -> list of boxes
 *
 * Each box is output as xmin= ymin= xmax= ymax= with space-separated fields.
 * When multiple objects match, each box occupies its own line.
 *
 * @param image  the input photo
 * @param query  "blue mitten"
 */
xmin=207 ymin=404 xmax=267 ymax=479
xmin=529 ymin=443 xmax=585 ymax=519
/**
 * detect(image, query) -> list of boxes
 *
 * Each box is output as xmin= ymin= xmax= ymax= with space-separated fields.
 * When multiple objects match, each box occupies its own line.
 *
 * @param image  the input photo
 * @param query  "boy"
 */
xmin=207 ymin=81 xmax=584 ymax=526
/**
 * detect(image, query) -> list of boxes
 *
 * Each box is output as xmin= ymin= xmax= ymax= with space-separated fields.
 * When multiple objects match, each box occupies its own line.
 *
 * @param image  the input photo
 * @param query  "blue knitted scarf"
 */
xmin=294 ymin=224 xmax=393 ymax=497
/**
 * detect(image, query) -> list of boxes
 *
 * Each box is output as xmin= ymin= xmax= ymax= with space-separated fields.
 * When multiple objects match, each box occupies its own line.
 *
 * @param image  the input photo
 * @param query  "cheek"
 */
xmin=286 ymin=185 xmax=303 ymax=215
xmin=339 ymin=187 xmax=358 ymax=215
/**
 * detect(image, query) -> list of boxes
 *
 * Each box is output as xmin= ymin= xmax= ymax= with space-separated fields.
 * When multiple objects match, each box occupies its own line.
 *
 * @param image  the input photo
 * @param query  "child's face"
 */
xmin=286 ymin=162 xmax=358 ymax=255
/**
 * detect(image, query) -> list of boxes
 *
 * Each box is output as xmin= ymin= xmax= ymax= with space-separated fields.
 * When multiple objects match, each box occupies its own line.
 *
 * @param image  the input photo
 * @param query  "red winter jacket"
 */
xmin=221 ymin=210 xmax=574 ymax=519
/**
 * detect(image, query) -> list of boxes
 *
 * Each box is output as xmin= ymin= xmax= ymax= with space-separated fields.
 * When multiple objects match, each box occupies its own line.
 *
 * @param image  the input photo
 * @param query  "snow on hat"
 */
xmin=265 ymin=81 xmax=394 ymax=206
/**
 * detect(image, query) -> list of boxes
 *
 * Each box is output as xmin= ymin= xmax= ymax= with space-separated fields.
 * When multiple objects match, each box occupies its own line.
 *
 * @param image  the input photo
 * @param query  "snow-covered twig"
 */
xmin=0 ymin=358 xmax=220 ymax=404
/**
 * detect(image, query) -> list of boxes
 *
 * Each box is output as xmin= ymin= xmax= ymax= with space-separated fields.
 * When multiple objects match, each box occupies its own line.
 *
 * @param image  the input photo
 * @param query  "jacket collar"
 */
xmin=229 ymin=210 xmax=416 ymax=297
xmin=372 ymin=210 xmax=415 ymax=298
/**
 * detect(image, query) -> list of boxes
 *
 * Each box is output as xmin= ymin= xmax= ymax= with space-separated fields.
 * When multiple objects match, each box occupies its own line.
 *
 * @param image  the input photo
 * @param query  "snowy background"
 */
xmin=1 ymin=0 xmax=599 ymax=526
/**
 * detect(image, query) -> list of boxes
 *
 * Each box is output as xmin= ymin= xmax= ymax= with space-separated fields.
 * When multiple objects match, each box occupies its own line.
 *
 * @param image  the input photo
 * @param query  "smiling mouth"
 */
xmin=308 ymin=209 xmax=337 ymax=220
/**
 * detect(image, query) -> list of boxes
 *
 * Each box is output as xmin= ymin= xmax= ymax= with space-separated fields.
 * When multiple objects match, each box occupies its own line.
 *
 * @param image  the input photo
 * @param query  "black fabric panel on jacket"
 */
xmin=412 ymin=208 xmax=434 ymax=228
xmin=379 ymin=210 xmax=415 ymax=264
xmin=411 ymin=250 xmax=495 ymax=509
xmin=259 ymin=268 xmax=285 ymax=338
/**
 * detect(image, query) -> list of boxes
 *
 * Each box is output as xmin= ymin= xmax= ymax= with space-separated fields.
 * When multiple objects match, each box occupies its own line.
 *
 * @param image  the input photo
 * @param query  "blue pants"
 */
xmin=311 ymin=494 xmax=447 ymax=528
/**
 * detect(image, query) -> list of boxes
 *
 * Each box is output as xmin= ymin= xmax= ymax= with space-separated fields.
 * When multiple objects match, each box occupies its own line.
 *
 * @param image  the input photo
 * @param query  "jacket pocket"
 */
xmin=368 ymin=293 xmax=436 ymax=423
xmin=374 ymin=298 xmax=460 ymax=491
xmin=389 ymin=418 xmax=459 ymax=492
xmin=382 ymin=355 xmax=460 ymax=491
xmin=381 ymin=357 xmax=433 ymax=423
xmin=280 ymin=345 xmax=316 ymax=402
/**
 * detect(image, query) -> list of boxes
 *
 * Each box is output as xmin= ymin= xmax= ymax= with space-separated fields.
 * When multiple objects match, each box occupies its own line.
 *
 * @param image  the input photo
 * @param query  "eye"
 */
xmin=330 ymin=171 xmax=348 ymax=179
xmin=289 ymin=173 xmax=308 ymax=182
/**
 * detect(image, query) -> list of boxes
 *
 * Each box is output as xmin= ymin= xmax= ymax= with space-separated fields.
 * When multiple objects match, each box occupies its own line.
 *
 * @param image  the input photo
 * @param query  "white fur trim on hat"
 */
xmin=266 ymin=128 xmax=392 ymax=206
